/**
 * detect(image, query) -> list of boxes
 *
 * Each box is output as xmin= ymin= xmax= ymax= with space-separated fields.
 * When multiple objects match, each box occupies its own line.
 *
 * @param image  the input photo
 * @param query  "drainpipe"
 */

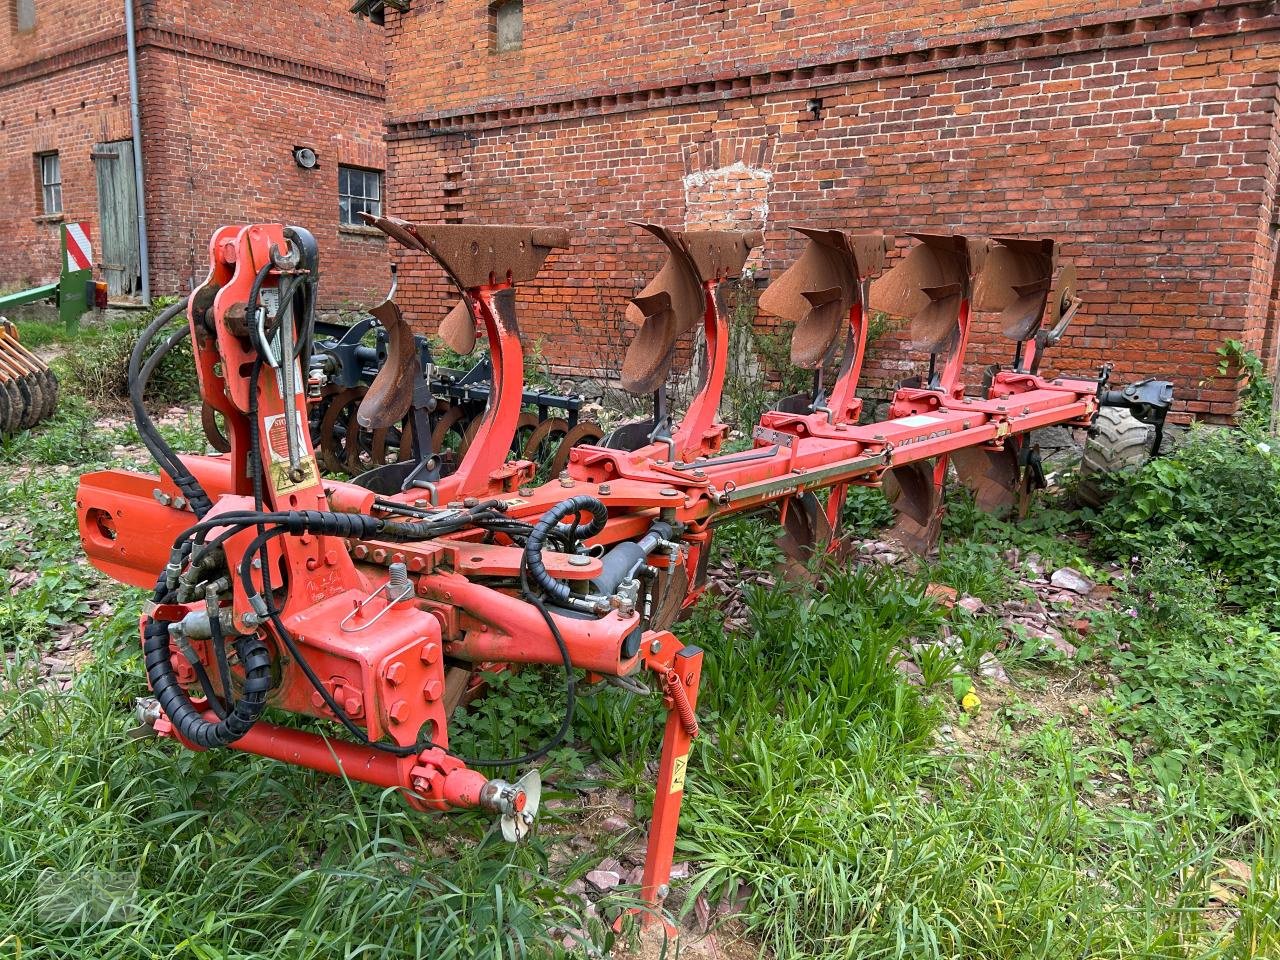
xmin=124 ymin=0 xmax=152 ymax=306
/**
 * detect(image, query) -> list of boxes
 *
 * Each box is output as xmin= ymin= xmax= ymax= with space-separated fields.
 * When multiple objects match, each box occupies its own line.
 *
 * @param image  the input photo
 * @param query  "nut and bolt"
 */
xmin=420 ymin=642 xmax=440 ymax=665
xmin=558 ymin=471 xmax=574 ymax=488
xmin=422 ymin=679 xmax=443 ymax=701
xmin=568 ymin=556 xmax=592 ymax=567
xmin=598 ymin=483 xmax=612 ymax=495
xmin=660 ymin=488 xmax=680 ymax=498
xmin=387 ymin=563 xmax=410 ymax=597
xmin=386 ymin=661 xmax=407 ymax=686
xmin=389 ymin=700 xmax=409 ymax=724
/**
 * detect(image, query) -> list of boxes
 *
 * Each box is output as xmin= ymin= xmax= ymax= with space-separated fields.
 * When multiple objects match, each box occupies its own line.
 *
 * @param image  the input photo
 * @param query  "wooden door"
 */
xmin=92 ymin=140 xmax=141 ymax=298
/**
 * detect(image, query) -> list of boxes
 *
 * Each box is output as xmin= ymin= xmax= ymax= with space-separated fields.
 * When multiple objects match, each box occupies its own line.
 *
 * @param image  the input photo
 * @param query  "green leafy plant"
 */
xmin=1092 ymin=425 xmax=1280 ymax=617
xmin=1217 ymin=338 xmax=1274 ymax=433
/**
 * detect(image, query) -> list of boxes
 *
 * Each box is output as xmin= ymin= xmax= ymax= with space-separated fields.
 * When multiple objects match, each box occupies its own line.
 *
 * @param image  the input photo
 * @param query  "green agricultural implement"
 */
xmin=0 ymin=221 xmax=104 ymax=328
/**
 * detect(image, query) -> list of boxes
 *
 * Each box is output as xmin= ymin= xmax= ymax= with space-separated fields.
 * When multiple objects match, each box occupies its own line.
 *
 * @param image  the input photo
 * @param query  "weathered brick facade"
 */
xmin=384 ymin=0 xmax=1280 ymax=420
xmin=1 ymin=0 xmax=389 ymax=307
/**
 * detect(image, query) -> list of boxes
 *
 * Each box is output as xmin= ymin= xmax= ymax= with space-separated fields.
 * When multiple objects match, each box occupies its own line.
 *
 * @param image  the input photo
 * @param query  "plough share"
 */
xmin=77 ymin=215 xmax=1171 ymax=923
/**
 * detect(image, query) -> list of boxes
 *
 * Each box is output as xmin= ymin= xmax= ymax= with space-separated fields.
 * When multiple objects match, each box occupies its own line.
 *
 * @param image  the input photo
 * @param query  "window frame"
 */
xmin=37 ymin=152 xmax=62 ymax=217
xmin=338 ymin=165 xmax=383 ymax=228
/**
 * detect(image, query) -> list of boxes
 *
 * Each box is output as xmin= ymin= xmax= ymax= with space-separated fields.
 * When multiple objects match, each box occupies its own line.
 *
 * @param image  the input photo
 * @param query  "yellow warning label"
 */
xmin=269 ymin=456 xmax=319 ymax=497
xmin=670 ymin=754 xmax=689 ymax=794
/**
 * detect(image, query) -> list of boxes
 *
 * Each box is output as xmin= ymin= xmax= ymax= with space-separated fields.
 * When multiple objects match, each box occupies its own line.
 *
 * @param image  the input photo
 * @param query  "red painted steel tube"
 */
xmin=217 ymin=716 xmax=415 ymax=790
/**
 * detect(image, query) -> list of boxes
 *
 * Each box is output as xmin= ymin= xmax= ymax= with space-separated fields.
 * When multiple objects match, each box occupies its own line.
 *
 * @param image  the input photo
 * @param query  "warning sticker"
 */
xmin=896 ymin=414 xmax=945 ymax=427
xmin=262 ymin=410 xmax=319 ymax=496
xmin=670 ymin=753 xmax=689 ymax=794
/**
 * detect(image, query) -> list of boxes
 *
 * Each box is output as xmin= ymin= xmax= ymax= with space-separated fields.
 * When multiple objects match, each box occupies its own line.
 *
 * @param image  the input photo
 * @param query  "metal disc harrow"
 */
xmin=0 ymin=321 xmax=59 ymax=438
xmin=300 ymin=311 xmax=603 ymax=483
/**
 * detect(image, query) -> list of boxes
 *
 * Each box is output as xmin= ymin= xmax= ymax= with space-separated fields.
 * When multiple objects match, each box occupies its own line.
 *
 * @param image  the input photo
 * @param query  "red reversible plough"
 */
xmin=76 ymin=216 xmax=1171 ymax=920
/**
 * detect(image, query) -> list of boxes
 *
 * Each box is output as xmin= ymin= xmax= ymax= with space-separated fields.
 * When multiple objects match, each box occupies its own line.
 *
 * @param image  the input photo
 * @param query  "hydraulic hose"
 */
xmin=142 ymin=574 xmax=273 ymax=748
xmin=523 ymin=496 xmax=609 ymax=613
xmin=128 ymin=296 xmax=212 ymax=516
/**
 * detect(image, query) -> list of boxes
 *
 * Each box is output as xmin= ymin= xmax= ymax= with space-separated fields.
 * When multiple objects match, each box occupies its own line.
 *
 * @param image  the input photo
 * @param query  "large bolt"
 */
xmin=389 ymin=700 xmax=409 ymax=724
xmin=372 ymin=548 xmax=389 ymax=564
xmin=420 ymin=642 xmax=440 ymax=665
xmin=423 ymin=679 xmax=443 ymax=702
xmin=353 ymin=544 xmax=370 ymax=560
xmin=386 ymin=661 xmax=406 ymax=686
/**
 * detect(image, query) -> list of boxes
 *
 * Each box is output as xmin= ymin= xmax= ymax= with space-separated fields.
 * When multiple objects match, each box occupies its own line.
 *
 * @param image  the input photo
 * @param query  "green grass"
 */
xmin=0 ymin=322 xmax=1277 ymax=957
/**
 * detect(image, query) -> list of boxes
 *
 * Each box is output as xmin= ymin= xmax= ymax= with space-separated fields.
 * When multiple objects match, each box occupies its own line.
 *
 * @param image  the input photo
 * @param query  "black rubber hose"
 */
xmin=523 ymin=496 xmax=609 ymax=612
xmin=128 ymin=297 xmax=212 ymax=517
xmin=142 ymin=575 xmax=273 ymax=748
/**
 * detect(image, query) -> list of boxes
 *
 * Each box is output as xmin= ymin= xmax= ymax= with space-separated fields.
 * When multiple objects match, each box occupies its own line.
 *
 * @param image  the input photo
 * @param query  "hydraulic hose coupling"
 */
xmin=524 ymin=495 xmax=609 ymax=613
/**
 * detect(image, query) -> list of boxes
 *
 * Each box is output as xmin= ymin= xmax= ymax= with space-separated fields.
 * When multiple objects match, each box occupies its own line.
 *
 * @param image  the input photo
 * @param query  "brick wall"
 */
xmin=385 ymin=0 xmax=1280 ymax=420
xmin=0 ymin=2 xmax=133 ymax=287
xmin=0 ymin=0 xmax=390 ymax=306
xmin=139 ymin=49 xmax=389 ymax=304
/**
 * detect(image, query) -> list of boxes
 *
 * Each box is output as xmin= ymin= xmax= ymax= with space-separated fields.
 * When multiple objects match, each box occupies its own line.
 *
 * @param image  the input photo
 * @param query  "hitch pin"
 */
xmin=340 ymin=562 xmax=414 ymax=633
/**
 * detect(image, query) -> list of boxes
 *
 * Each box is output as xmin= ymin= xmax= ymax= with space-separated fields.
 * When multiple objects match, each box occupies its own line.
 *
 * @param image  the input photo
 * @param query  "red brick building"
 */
xmin=383 ymin=0 xmax=1280 ymax=420
xmin=1 ymin=0 xmax=389 ymax=307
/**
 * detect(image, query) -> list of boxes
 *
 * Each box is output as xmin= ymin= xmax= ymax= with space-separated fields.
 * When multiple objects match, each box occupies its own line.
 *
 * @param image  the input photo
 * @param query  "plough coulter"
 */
xmin=77 ymin=215 xmax=1171 ymax=921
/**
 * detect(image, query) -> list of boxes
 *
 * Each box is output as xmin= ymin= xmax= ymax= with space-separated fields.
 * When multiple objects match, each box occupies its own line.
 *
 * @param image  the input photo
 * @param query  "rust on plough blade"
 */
xmin=621 ymin=223 xmax=760 ymax=395
xmin=872 ymin=233 xmax=991 ymax=355
xmin=951 ymin=444 xmax=1023 ymax=517
xmin=759 ymin=228 xmax=889 ymax=368
xmin=439 ymin=300 xmax=478 ymax=355
xmin=776 ymin=489 xmax=833 ymax=564
xmin=972 ymin=237 xmax=1056 ymax=342
xmin=357 ymin=298 xmax=421 ymax=430
xmin=364 ymin=215 xmax=570 ymax=352
xmin=883 ymin=460 xmax=944 ymax=555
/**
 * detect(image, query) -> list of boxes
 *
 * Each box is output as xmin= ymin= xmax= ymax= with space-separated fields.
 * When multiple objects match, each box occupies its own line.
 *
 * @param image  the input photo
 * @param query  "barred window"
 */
xmin=339 ymin=166 xmax=382 ymax=227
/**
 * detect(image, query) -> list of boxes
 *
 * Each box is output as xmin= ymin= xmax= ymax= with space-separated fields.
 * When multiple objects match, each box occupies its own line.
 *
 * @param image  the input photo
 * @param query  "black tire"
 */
xmin=1076 ymin=406 xmax=1152 ymax=508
